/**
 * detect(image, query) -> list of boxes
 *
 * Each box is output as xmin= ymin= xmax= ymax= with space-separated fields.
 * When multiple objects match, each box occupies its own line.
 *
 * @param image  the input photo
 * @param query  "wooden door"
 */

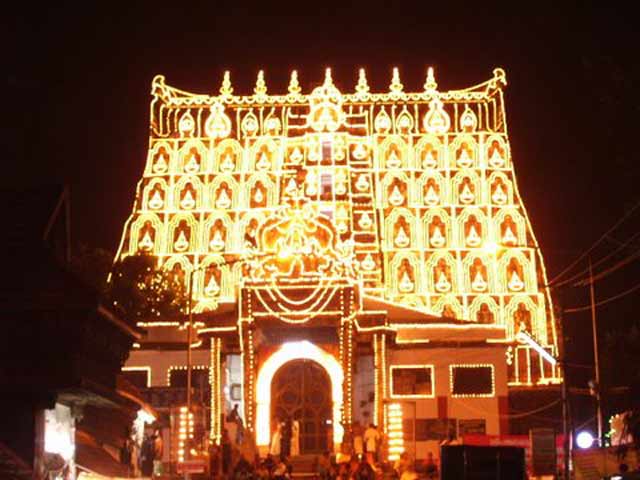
xmin=271 ymin=359 xmax=332 ymax=454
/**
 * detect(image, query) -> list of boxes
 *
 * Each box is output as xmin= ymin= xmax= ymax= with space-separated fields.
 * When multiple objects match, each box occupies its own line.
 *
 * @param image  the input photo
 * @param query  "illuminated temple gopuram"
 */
xmin=118 ymin=67 xmax=561 ymax=463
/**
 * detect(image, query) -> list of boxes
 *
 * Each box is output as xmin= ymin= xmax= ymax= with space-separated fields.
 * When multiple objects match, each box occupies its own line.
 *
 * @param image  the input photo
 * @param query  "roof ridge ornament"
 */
xmin=389 ymin=67 xmax=404 ymax=98
xmin=288 ymin=70 xmax=302 ymax=96
xmin=424 ymin=66 xmax=438 ymax=94
xmin=323 ymin=68 xmax=335 ymax=88
xmin=219 ymin=71 xmax=233 ymax=98
xmin=254 ymin=70 xmax=267 ymax=99
xmin=355 ymin=68 xmax=370 ymax=100
xmin=307 ymin=68 xmax=344 ymax=132
xmin=492 ymin=67 xmax=507 ymax=88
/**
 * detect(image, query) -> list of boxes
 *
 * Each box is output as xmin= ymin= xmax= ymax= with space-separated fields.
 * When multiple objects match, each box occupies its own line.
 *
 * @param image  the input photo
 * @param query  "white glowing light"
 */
xmin=137 ymin=408 xmax=156 ymax=425
xmin=576 ymin=431 xmax=594 ymax=449
xmin=255 ymin=341 xmax=344 ymax=449
xmin=516 ymin=331 xmax=557 ymax=366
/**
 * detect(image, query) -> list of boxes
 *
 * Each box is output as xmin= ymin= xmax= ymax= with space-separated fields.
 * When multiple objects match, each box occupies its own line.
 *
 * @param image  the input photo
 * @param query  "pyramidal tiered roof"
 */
xmin=115 ymin=67 xmax=559 ymax=386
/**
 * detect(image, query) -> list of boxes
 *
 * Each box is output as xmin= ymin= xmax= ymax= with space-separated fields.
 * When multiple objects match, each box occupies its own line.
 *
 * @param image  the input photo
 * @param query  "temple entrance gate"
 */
xmin=271 ymin=359 xmax=332 ymax=454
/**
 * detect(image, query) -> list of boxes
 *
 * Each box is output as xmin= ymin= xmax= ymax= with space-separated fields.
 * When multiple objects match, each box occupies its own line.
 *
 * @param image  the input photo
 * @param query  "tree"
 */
xmin=104 ymin=253 xmax=187 ymax=322
xmin=604 ymin=320 xmax=640 ymax=449
xmin=69 ymin=244 xmax=114 ymax=294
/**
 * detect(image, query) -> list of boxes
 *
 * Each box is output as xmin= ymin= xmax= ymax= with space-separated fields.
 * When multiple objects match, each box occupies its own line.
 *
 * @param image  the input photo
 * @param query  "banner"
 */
xmin=573 ymin=446 xmax=639 ymax=480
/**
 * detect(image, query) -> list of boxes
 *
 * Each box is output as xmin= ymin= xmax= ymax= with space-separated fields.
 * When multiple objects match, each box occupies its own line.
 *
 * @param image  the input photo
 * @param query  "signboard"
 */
xmin=416 ymin=419 xmax=456 ymax=441
xmin=573 ymin=447 xmax=639 ymax=480
xmin=463 ymin=434 xmax=566 ymax=477
xmin=530 ymin=428 xmax=556 ymax=476
xmin=177 ymin=459 xmax=206 ymax=474
xmin=458 ymin=419 xmax=486 ymax=436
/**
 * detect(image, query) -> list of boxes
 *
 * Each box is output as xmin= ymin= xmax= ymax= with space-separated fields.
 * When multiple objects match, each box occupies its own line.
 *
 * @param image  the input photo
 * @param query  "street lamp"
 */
xmin=184 ymin=252 xmax=272 ymax=460
xmin=576 ymin=431 xmax=595 ymax=450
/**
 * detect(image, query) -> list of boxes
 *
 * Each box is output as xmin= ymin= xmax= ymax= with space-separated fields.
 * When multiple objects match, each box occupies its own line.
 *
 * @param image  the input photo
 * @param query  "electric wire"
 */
xmin=573 ymin=248 xmax=640 ymax=287
xmin=551 ymin=230 xmax=640 ymax=288
xmin=563 ymin=279 xmax=640 ymax=313
xmin=456 ymin=396 xmax=561 ymax=419
xmin=548 ymin=197 xmax=640 ymax=286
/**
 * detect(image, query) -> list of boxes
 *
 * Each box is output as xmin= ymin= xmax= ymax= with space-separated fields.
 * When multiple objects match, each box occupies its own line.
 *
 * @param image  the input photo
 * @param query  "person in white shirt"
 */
xmin=270 ymin=420 xmax=282 ymax=457
xmin=290 ymin=417 xmax=300 ymax=457
xmin=363 ymin=424 xmax=380 ymax=462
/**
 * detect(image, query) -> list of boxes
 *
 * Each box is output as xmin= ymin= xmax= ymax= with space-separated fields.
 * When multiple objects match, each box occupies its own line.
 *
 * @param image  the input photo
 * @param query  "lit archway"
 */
xmin=255 ymin=341 xmax=344 ymax=451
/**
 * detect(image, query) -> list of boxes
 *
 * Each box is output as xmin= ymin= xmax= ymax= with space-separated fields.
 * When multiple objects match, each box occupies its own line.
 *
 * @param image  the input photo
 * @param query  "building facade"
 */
xmin=118 ymin=67 xmax=560 ymax=461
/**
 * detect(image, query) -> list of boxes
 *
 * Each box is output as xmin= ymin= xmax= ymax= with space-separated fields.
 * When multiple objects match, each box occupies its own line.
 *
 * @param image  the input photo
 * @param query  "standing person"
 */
xmin=227 ymin=403 xmax=245 ymax=445
xmin=226 ymin=406 xmax=239 ymax=448
xmin=290 ymin=416 xmax=300 ymax=457
xmin=317 ymin=451 xmax=334 ymax=480
xmin=119 ymin=435 xmax=132 ymax=474
xmin=363 ymin=424 xmax=380 ymax=463
xmin=208 ymin=443 xmax=220 ymax=480
xmin=424 ymin=452 xmax=438 ymax=480
xmin=140 ymin=433 xmax=155 ymax=477
xmin=352 ymin=422 xmax=364 ymax=461
xmin=393 ymin=452 xmax=410 ymax=478
xmin=355 ymin=459 xmax=375 ymax=480
xmin=281 ymin=416 xmax=292 ymax=458
xmin=222 ymin=428 xmax=232 ymax=478
xmin=273 ymin=456 xmax=290 ymax=480
xmin=152 ymin=428 xmax=163 ymax=478
xmin=235 ymin=413 xmax=245 ymax=446
xmin=130 ymin=434 xmax=140 ymax=477
xmin=227 ymin=404 xmax=240 ymax=423
xmin=270 ymin=420 xmax=282 ymax=457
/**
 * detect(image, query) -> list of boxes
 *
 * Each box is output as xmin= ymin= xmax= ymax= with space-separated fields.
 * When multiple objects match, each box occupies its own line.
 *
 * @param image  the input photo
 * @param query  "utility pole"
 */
xmin=561 ymin=359 xmax=570 ymax=479
xmin=589 ymin=258 xmax=603 ymax=446
xmin=185 ymin=268 xmax=194 ymax=469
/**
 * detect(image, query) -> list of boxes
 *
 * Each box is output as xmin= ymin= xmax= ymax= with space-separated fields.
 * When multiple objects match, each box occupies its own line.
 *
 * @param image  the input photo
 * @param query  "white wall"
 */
xmin=353 ymin=354 xmax=375 ymax=426
xmin=125 ymin=349 xmax=210 ymax=387
xmin=387 ymin=345 xmax=508 ymax=459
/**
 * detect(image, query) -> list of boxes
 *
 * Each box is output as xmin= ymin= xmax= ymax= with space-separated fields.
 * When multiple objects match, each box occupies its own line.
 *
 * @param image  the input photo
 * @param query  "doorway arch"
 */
xmin=272 ymin=359 xmax=331 ymax=454
xmin=255 ymin=341 xmax=344 ymax=451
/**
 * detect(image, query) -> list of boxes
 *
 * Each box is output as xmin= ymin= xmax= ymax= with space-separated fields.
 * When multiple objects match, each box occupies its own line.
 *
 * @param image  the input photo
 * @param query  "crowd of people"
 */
xmin=119 ymin=427 xmax=163 ymax=477
xmin=160 ymin=406 xmax=441 ymax=480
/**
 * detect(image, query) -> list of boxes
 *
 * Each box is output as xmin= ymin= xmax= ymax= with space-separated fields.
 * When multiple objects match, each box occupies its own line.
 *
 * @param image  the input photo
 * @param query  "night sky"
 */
xmin=6 ymin=3 xmax=640 ymax=426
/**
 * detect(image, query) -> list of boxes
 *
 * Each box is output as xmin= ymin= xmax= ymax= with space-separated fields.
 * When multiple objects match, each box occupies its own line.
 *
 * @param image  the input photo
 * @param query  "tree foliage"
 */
xmin=104 ymin=253 xmax=187 ymax=322
xmin=69 ymin=244 xmax=114 ymax=294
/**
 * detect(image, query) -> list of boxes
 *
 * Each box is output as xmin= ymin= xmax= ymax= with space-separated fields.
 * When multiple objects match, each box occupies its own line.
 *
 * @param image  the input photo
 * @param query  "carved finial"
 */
xmin=288 ymin=70 xmax=301 ymax=95
xmin=254 ymin=70 xmax=267 ymax=96
xmin=356 ymin=68 xmax=370 ymax=97
xmin=493 ymin=67 xmax=507 ymax=87
xmin=424 ymin=66 xmax=438 ymax=93
xmin=219 ymin=71 xmax=233 ymax=97
xmin=389 ymin=67 xmax=404 ymax=96
xmin=151 ymin=74 xmax=167 ymax=97
xmin=323 ymin=68 xmax=334 ymax=88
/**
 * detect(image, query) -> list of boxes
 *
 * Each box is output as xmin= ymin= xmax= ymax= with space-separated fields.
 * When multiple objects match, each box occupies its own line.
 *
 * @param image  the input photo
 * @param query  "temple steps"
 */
xmin=290 ymin=454 xmax=319 ymax=478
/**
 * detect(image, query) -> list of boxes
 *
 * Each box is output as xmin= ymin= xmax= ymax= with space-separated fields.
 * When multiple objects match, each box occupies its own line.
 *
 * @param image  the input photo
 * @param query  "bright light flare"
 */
xmin=576 ymin=431 xmax=595 ymax=449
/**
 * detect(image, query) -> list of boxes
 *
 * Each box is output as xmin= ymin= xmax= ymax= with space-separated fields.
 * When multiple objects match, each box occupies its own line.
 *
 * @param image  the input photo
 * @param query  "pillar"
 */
xmin=209 ymin=337 xmax=223 ymax=444
xmin=373 ymin=333 xmax=387 ymax=431
xmin=339 ymin=316 xmax=354 ymax=450
xmin=241 ymin=320 xmax=256 ymax=433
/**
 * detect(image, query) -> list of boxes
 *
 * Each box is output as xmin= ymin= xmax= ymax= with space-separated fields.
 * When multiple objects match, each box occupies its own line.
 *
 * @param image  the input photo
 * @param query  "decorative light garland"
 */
xmin=113 ymin=66 xmax=562 ymax=426
xmin=389 ymin=365 xmax=435 ymax=398
xmin=449 ymin=363 xmax=496 ymax=398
